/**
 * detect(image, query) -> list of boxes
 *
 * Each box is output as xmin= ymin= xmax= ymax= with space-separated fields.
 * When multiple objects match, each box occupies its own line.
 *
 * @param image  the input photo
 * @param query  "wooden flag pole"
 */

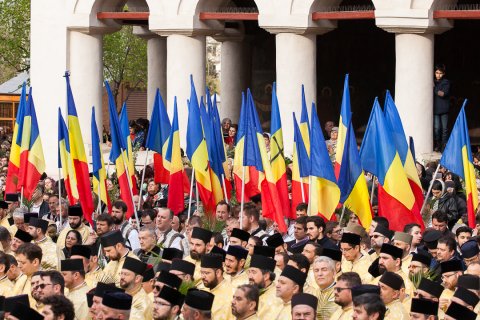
xmin=420 ymin=164 xmax=440 ymax=215
xmin=187 ymin=168 xmax=195 ymax=222
xmin=221 ymin=173 xmax=229 ymax=204
xmin=120 ymin=149 xmax=140 ymax=226
xmin=137 ymin=148 xmax=150 ymax=211
xmin=58 ymin=168 xmax=63 ymax=228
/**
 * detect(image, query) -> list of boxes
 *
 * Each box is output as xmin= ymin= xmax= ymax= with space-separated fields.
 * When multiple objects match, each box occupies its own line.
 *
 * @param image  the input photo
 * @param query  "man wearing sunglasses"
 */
xmin=330 ymin=272 xmax=361 ymax=320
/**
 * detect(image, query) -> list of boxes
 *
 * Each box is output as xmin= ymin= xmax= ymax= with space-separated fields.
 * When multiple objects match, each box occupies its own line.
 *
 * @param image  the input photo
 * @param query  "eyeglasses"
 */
xmin=155 ymin=301 xmax=172 ymax=307
xmin=333 ymin=229 xmax=343 ymax=234
xmin=340 ymin=247 xmax=353 ymax=252
xmin=33 ymin=283 xmax=52 ymax=290
xmin=334 ymin=287 xmax=351 ymax=293
xmin=441 ymin=273 xmax=457 ymax=280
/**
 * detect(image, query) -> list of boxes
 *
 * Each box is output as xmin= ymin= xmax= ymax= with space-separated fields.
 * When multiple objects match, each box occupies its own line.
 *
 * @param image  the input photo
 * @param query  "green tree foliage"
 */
xmin=103 ymin=25 xmax=147 ymax=104
xmin=0 ymin=0 xmax=30 ymax=83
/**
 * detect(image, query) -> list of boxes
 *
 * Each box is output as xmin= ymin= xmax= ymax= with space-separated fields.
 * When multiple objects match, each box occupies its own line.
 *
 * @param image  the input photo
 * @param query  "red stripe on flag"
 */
xmin=377 ymin=185 xmax=424 ymax=231
xmin=466 ymin=192 xmax=475 ymax=228
xmin=261 ymin=179 xmax=287 ymax=233
xmin=168 ymin=170 xmax=186 ymax=215
xmin=118 ymin=172 xmax=134 ymax=219
xmin=196 ymin=183 xmax=215 ymax=215
xmin=22 ymin=162 xmax=42 ymax=200
xmin=18 ymin=150 xmax=29 ymax=192
xmin=5 ymin=163 xmax=19 ymax=194
xmin=275 ymin=173 xmax=293 ymax=219
xmin=291 ymin=180 xmax=309 ymax=217
xmin=73 ymin=159 xmax=94 ymax=225
xmin=153 ymin=153 xmax=170 ymax=184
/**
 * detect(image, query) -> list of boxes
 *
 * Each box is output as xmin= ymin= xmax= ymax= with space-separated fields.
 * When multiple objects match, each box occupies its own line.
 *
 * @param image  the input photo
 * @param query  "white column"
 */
xmin=394 ymin=33 xmax=434 ymax=156
xmin=147 ymin=37 xmax=167 ymax=118
xmin=30 ymin=0 xmax=68 ymax=177
xmin=220 ymin=40 xmax=250 ymax=124
xmin=68 ymin=31 xmax=103 ymax=153
xmin=276 ymin=33 xmax=316 ymax=154
xmin=167 ymin=34 xmax=206 ymax=148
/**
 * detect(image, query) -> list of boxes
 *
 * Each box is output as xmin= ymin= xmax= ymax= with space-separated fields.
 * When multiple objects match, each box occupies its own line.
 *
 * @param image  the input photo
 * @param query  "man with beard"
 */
xmin=229 ymin=228 xmax=250 ymax=248
xmin=71 ymin=245 xmax=112 ymax=287
xmin=89 ymin=213 xmax=114 ymax=256
xmin=340 ymin=233 xmax=373 ymax=284
xmin=369 ymin=225 xmax=392 ymax=260
xmin=231 ymin=284 xmax=260 ymax=320
xmin=371 ymin=243 xmax=414 ymax=304
xmin=119 ymin=257 xmax=153 ymax=320
xmin=306 ymin=216 xmax=337 ymax=249
xmin=291 ymin=293 xmax=318 ymax=320
xmin=88 ymin=282 xmax=125 ymax=320
xmin=111 ymin=200 xmax=140 ymax=251
xmin=30 ymin=270 xmax=64 ymax=312
xmin=302 ymin=241 xmax=322 ymax=291
xmin=102 ymin=230 xmax=140 ymax=286
xmin=330 ymin=272 xmax=362 ymax=320
xmin=460 ymin=239 xmax=480 ymax=267
xmin=10 ymin=229 xmax=33 ymax=255
xmin=225 ymin=245 xmax=249 ymax=288
xmin=28 ymin=218 xmax=58 ymax=270
xmin=6 ymin=254 xmax=28 ymax=296
xmin=56 ymin=205 xmax=90 ymax=249
xmin=247 ymin=254 xmax=280 ymax=318
xmin=61 ymin=259 xmax=91 ymax=320
xmin=185 ymin=227 xmax=212 ymax=286
xmin=41 ymin=295 xmax=75 ymax=320
xmin=409 ymin=298 xmax=439 ymax=320
xmin=378 ymin=272 xmax=409 ymax=320
xmin=439 ymin=259 xmax=463 ymax=310
xmin=408 ymin=253 xmax=432 ymax=281
xmin=392 ymin=232 xmax=413 ymax=275
xmin=170 ymin=259 xmax=195 ymax=283
xmin=200 ymin=253 xmax=233 ymax=320
xmin=182 ymin=289 xmax=215 ymax=320
xmin=153 ymin=285 xmax=185 ymax=320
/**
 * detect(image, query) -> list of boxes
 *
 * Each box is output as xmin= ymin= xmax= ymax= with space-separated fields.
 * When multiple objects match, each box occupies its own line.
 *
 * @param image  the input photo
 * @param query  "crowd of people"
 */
xmin=0 ymin=174 xmax=478 ymax=320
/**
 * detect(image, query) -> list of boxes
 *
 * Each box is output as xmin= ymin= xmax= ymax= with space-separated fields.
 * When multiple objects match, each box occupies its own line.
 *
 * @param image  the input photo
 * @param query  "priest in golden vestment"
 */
xmin=28 ymin=218 xmax=59 ymax=270
xmin=56 ymin=205 xmax=91 ymax=250
xmin=62 ymin=258 xmax=91 ymax=320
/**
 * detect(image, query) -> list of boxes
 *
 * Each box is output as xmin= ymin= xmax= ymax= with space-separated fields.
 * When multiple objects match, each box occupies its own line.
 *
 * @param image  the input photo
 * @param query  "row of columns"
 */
xmin=31 ymin=0 xmax=451 ymax=175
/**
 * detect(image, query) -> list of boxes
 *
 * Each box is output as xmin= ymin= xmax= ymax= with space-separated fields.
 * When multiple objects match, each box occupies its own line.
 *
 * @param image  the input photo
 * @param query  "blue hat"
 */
xmin=460 ymin=239 xmax=479 ymax=259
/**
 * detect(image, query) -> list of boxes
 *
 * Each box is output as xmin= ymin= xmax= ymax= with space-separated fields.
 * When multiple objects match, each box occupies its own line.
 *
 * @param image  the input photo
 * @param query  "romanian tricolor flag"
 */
xmin=199 ymin=97 xmax=224 ymax=205
xmin=165 ymin=98 xmax=190 ymax=215
xmin=338 ymin=120 xmax=372 ymax=228
xmin=210 ymin=93 xmax=232 ymax=199
xmin=335 ymin=74 xmax=352 ymax=178
xmin=106 ymin=82 xmax=134 ymax=218
xmin=244 ymin=90 xmax=286 ymax=232
xmin=384 ymin=91 xmax=424 ymax=228
xmin=66 ymin=73 xmax=94 ymax=224
xmin=91 ymin=107 xmax=111 ymax=212
xmin=233 ymin=93 xmax=261 ymax=202
xmin=186 ymin=76 xmax=214 ymax=213
xmin=291 ymin=113 xmax=310 ymax=215
xmin=269 ymin=83 xmax=292 ymax=219
xmin=119 ymin=103 xmax=138 ymax=195
xmin=299 ymin=85 xmax=311 ymax=153
xmin=5 ymin=83 xmax=26 ymax=194
xmin=309 ymin=105 xmax=340 ymax=219
xmin=360 ymin=98 xmax=422 ymax=231
xmin=145 ymin=89 xmax=171 ymax=184
xmin=58 ymin=108 xmax=78 ymax=205
xmin=18 ymin=89 xmax=45 ymax=200
xmin=440 ymin=101 xmax=478 ymax=228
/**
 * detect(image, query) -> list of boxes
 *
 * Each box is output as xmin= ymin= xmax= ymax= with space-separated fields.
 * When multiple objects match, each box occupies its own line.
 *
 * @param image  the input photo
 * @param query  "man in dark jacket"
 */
xmin=433 ymin=64 xmax=450 ymax=151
